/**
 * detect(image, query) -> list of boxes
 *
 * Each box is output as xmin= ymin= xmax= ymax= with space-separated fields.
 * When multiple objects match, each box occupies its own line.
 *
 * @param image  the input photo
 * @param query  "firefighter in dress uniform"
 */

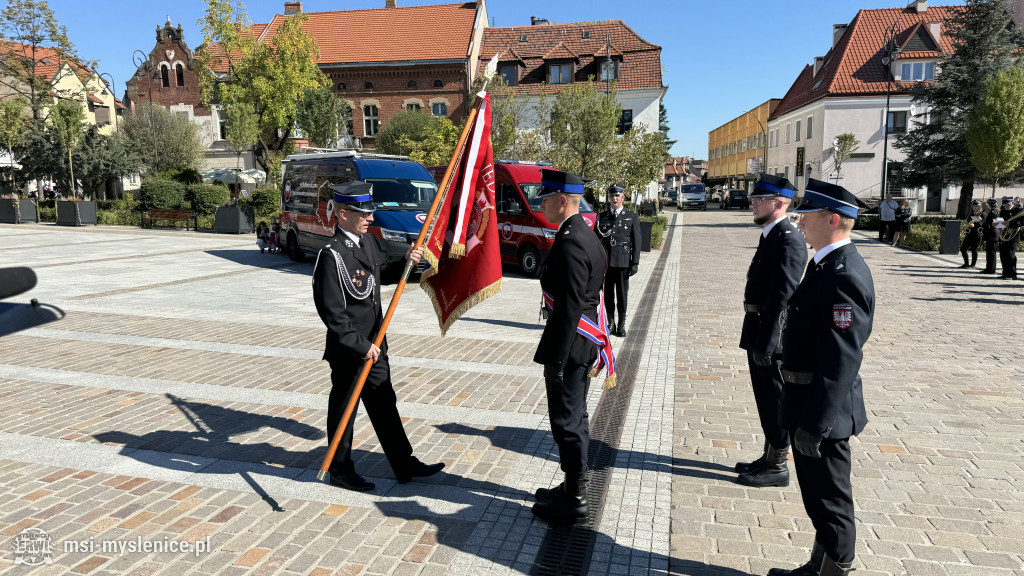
xmin=959 ymin=199 xmax=983 ymax=268
xmin=595 ymin=184 xmax=641 ymax=337
xmin=981 ymin=198 xmax=1000 ymax=275
xmin=532 ymin=169 xmax=608 ymax=524
xmin=736 ymin=174 xmax=807 ymax=489
xmin=312 ymin=181 xmax=444 ymax=492
xmin=769 ymin=179 xmax=875 ymax=576
xmin=998 ymin=196 xmax=1021 ymax=280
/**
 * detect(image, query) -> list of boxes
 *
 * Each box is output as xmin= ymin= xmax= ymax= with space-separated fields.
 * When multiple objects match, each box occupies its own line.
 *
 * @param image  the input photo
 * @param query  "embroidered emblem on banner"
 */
xmin=833 ymin=303 xmax=853 ymax=329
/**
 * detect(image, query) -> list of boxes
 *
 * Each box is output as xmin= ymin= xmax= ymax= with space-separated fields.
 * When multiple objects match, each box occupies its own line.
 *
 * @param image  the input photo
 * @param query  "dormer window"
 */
xmin=901 ymin=61 xmax=935 ymax=81
xmin=599 ymin=60 xmax=618 ymax=81
xmin=500 ymin=65 xmax=518 ymax=87
xmin=549 ymin=63 xmax=573 ymax=84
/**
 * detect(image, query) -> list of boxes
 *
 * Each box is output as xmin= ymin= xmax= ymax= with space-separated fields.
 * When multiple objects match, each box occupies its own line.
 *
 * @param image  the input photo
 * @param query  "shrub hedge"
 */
xmin=138 ymin=178 xmax=187 ymax=210
xmin=185 ymin=184 xmax=230 ymax=216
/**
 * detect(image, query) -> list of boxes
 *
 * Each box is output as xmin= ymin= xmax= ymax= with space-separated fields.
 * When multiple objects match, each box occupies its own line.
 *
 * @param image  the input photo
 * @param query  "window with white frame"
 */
xmin=785 ymin=123 xmax=791 ymax=144
xmin=432 ymin=102 xmax=447 ymax=117
xmin=901 ymin=62 xmax=935 ymax=81
xmin=795 ymin=120 xmax=801 ymax=142
xmin=363 ymin=105 xmax=379 ymax=136
xmin=806 ymin=116 xmax=813 ymax=139
xmin=549 ymin=63 xmax=573 ymax=84
xmin=887 ymin=110 xmax=908 ymax=134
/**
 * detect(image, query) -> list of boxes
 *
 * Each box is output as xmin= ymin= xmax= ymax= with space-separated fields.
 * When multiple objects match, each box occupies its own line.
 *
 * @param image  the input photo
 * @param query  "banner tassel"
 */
xmin=449 ymin=243 xmax=466 ymax=258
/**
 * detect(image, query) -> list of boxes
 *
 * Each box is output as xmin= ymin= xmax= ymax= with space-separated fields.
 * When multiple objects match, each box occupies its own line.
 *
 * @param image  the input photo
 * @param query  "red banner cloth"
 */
xmin=421 ymin=93 xmax=502 ymax=335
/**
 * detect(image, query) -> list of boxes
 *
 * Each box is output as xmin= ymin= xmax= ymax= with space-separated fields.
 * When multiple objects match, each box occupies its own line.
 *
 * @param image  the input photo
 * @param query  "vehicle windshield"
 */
xmin=522 ymin=183 xmax=595 ymax=213
xmin=730 ymin=190 xmax=746 ymax=197
xmin=365 ymin=179 xmax=438 ymax=211
xmin=681 ymin=184 xmax=706 ymax=196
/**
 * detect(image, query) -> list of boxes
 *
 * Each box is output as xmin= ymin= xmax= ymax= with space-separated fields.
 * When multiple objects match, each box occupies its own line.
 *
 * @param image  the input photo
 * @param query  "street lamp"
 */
xmin=880 ymin=18 xmax=903 ymax=199
xmin=132 ymin=50 xmax=160 ymax=171
xmin=98 ymin=72 xmax=117 ymax=132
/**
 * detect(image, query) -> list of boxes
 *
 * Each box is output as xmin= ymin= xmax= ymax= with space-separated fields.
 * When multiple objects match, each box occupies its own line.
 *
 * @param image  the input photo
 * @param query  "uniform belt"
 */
xmin=781 ymin=369 xmax=814 ymax=385
xmin=610 ymin=239 xmax=628 ymax=247
xmin=743 ymin=303 xmax=761 ymax=313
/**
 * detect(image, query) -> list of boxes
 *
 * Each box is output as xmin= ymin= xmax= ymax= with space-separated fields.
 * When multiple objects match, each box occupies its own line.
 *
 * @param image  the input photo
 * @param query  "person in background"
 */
xmin=960 ymin=200 xmax=984 ymax=268
xmin=981 ymin=198 xmax=1001 ymax=275
xmin=256 ymin=222 xmax=269 ymax=253
xmin=891 ymin=200 xmax=911 ymax=247
xmin=878 ymin=193 xmax=898 ymax=243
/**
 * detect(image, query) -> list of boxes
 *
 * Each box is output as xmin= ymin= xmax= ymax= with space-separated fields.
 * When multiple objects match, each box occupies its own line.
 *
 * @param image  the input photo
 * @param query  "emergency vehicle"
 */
xmin=427 ymin=161 xmax=597 ymax=277
xmin=277 ymin=151 xmax=438 ymax=264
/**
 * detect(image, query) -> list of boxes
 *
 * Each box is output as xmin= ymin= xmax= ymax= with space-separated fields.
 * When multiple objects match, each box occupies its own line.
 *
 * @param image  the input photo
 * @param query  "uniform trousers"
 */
xmin=792 ymin=437 xmax=856 ymax=563
xmin=327 ymin=354 xmax=413 ymax=475
xmin=604 ymin=267 xmax=630 ymax=322
xmin=960 ymin=235 xmax=979 ymax=266
xmin=999 ymin=240 xmax=1018 ymax=278
xmin=746 ymin=351 xmax=790 ymax=450
xmin=984 ymin=239 xmax=999 ymax=273
xmin=545 ymin=350 xmax=597 ymax=477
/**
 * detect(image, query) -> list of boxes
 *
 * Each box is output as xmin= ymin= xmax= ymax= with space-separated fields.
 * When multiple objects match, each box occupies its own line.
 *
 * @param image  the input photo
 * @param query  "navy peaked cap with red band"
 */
xmin=793 ymin=178 xmax=860 ymax=219
xmin=537 ymin=169 xmax=588 ymax=198
xmin=330 ymin=181 xmax=375 ymax=213
xmin=751 ymin=174 xmax=797 ymax=199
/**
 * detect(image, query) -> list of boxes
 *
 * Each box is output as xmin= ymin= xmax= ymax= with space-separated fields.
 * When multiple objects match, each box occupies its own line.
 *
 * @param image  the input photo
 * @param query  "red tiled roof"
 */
xmin=542 ymin=42 xmax=579 ymax=61
xmin=594 ymin=43 xmax=624 ymax=58
xmin=480 ymin=20 xmax=663 ymax=95
xmin=496 ymin=47 xmax=526 ymax=65
xmin=771 ymin=5 xmax=959 ymax=119
xmin=87 ymin=93 xmax=104 ymax=104
xmin=0 ymin=40 xmax=94 ymax=82
xmin=258 ymin=3 xmax=478 ymax=65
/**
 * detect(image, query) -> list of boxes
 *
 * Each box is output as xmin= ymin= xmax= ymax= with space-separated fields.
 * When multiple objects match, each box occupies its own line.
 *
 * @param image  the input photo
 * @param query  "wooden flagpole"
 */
xmin=316 ymin=93 xmax=488 ymax=481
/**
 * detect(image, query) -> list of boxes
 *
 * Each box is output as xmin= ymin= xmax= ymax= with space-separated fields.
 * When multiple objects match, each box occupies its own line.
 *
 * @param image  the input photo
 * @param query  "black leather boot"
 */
xmin=534 ymin=481 xmax=565 ymax=503
xmin=818 ymin=552 xmax=854 ymax=576
xmin=532 ymin=474 xmax=588 ymax=524
xmin=767 ymin=541 xmax=824 ymax=576
xmin=738 ymin=444 xmax=789 ymax=487
xmin=735 ymin=440 xmax=769 ymax=474
xmin=614 ymin=316 xmax=626 ymax=337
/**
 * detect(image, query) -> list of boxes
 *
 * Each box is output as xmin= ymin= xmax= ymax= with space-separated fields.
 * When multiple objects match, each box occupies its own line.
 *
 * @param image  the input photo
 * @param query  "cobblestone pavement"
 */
xmin=1 ymin=214 xmax=1022 ymax=576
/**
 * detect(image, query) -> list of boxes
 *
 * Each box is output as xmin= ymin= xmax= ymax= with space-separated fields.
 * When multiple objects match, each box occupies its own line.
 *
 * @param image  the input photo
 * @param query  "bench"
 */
xmin=144 ymin=208 xmax=197 ymax=230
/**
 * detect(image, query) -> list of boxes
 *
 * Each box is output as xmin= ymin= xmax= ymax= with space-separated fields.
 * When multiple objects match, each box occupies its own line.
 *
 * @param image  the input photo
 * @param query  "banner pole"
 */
xmin=316 ymin=96 xmax=484 ymax=481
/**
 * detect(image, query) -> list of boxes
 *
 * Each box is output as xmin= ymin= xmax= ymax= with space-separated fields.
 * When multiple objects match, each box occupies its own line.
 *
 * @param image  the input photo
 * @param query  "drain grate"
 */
xmin=532 ymin=216 xmax=676 ymax=576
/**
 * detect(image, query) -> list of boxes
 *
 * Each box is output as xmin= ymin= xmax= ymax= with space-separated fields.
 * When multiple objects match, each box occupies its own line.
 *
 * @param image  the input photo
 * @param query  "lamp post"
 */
xmin=98 ymin=72 xmax=117 ymax=132
xmin=880 ymin=19 xmax=903 ymax=199
xmin=132 ymin=50 xmax=161 ymax=171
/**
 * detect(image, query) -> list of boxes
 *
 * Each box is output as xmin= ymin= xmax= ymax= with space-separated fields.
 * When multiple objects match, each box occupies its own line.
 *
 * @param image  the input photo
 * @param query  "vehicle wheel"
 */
xmin=702 ymin=204 xmax=707 ymax=211
xmin=287 ymin=232 xmax=304 ymax=262
xmin=519 ymin=245 xmax=540 ymax=277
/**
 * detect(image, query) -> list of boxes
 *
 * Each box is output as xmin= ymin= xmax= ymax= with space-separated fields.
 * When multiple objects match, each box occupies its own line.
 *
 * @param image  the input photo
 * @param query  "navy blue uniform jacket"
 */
xmin=780 ymin=242 xmax=874 ymax=439
xmin=596 ymin=208 xmax=641 ymax=269
xmin=739 ymin=218 xmax=806 ymax=355
xmin=312 ymin=230 xmax=403 ymax=363
xmin=534 ymin=213 xmax=607 ymax=369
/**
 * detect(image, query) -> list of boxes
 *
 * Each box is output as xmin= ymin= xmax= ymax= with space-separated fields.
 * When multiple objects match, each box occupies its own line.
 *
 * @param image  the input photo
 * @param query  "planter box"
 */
xmin=639 ymin=220 xmax=653 ymax=252
xmin=214 ymin=205 xmax=255 ymax=234
xmin=0 ymin=199 xmax=37 ymax=224
xmin=55 ymin=201 xmax=97 ymax=226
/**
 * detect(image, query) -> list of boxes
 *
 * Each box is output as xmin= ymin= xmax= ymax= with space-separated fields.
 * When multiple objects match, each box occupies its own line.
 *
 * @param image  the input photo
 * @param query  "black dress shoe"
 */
xmin=329 ymin=471 xmax=375 ymax=492
xmin=395 ymin=457 xmax=445 ymax=483
xmin=614 ymin=327 xmax=626 ymax=337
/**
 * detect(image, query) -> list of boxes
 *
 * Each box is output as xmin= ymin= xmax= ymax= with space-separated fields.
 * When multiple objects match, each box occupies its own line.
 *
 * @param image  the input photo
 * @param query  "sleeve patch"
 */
xmin=833 ymin=303 xmax=853 ymax=329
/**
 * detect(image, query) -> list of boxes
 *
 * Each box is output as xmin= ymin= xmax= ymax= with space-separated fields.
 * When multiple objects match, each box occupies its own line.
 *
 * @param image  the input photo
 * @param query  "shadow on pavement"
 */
xmin=374 ymin=475 xmax=755 ymax=576
xmin=205 ymin=249 xmax=314 ymax=275
xmin=434 ymin=423 xmax=735 ymax=482
xmin=457 ymin=316 xmax=543 ymax=331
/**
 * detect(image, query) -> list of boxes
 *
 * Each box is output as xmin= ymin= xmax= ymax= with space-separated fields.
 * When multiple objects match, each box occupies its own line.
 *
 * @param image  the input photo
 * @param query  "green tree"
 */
xmin=50 ymin=99 xmax=84 ymax=194
xmin=658 ymin=102 xmax=677 ymax=150
xmin=831 ymin=133 xmax=860 ymax=180
xmin=967 ymin=67 xmax=1024 ymax=198
xmin=613 ymin=127 xmax=670 ymax=203
xmin=374 ymin=110 xmax=436 ymax=156
xmin=295 ymin=86 xmax=351 ymax=148
xmin=197 ymin=0 xmax=329 ymax=177
xmin=73 ymin=126 xmax=142 ymax=199
xmin=896 ymin=0 xmax=1024 ymax=217
xmin=544 ymin=80 xmax=621 ymax=183
xmin=0 ymin=98 xmax=28 ymax=189
xmin=0 ymin=0 xmax=91 ymax=120
xmin=406 ymin=116 xmax=461 ymax=167
xmin=223 ymin=100 xmax=259 ymax=173
xmin=120 ymin=103 xmax=204 ymax=174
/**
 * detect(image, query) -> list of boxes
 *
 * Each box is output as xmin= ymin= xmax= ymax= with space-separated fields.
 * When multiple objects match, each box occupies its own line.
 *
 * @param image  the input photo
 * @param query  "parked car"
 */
xmin=709 ymin=187 xmax=726 ymax=203
xmin=720 ymin=189 xmax=750 ymax=210
xmin=659 ymin=189 xmax=678 ymax=208
xmin=677 ymin=183 xmax=707 ymax=210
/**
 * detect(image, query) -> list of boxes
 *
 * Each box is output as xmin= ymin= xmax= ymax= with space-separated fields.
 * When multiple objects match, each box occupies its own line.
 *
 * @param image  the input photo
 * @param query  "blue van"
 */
xmin=278 ymin=151 xmax=439 ymax=264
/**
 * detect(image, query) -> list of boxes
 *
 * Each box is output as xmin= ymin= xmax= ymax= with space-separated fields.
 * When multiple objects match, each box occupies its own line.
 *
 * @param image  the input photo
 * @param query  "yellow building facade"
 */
xmin=707 ymin=99 xmax=779 ymax=190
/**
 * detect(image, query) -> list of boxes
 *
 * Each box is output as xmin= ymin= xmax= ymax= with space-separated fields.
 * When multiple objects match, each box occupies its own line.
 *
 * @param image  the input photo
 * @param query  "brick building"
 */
xmin=210 ymin=0 xmax=487 ymax=148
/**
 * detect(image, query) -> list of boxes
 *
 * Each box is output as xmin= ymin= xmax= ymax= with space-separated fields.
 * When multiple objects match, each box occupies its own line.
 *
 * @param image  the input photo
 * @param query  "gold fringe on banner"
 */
xmin=602 ymin=373 xmax=617 ymax=390
xmin=449 ymin=243 xmax=466 ymax=259
xmin=421 ymin=277 xmax=503 ymax=336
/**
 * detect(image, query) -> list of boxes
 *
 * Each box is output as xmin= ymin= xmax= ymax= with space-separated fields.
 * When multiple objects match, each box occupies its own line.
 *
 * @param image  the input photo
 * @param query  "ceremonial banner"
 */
xmin=421 ymin=92 xmax=502 ymax=335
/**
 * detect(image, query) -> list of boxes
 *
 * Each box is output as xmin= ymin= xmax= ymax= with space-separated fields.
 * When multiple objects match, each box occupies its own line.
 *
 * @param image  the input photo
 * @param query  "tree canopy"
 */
xmin=966 ymin=67 xmax=1024 ymax=194
xmin=295 ymin=86 xmax=351 ymax=149
xmin=120 ymin=103 xmax=205 ymax=174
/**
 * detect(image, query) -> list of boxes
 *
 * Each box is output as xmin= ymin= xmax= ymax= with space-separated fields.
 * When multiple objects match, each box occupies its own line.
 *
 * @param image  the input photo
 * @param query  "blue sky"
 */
xmin=47 ymin=0 xmax=957 ymax=160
